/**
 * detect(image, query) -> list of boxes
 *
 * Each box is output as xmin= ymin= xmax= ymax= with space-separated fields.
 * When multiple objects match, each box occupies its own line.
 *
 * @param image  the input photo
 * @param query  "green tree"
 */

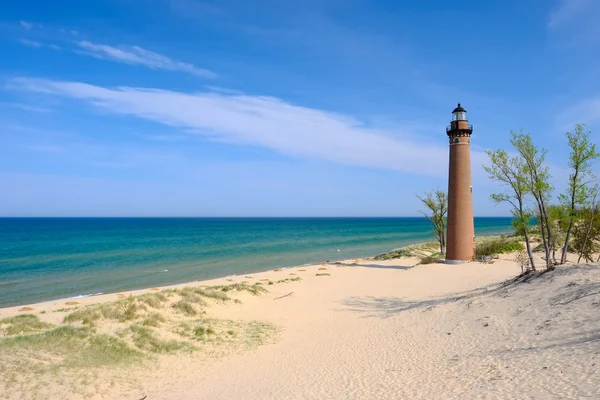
xmin=559 ymin=124 xmax=600 ymax=264
xmin=572 ymin=202 xmax=600 ymax=263
xmin=511 ymin=131 xmax=554 ymax=269
xmin=484 ymin=148 xmax=536 ymax=271
xmin=546 ymin=204 xmax=568 ymax=264
xmin=417 ymin=190 xmax=447 ymax=255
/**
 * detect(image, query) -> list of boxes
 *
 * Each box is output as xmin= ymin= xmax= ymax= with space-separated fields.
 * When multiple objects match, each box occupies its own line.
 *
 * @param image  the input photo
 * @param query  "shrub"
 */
xmin=419 ymin=255 xmax=439 ymax=265
xmin=476 ymin=239 xmax=524 ymax=258
xmin=172 ymin=300 xmax=197 ymax=316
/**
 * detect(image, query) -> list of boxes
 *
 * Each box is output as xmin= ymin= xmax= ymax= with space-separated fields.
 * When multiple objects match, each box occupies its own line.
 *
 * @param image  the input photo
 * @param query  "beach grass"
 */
xmin=476 ymin=238 xmax=524 ymax=257
xmin=0 ymin=314 xmax=54 ymax=336
xmin=0 ymin=280 xmax=289 ymax=388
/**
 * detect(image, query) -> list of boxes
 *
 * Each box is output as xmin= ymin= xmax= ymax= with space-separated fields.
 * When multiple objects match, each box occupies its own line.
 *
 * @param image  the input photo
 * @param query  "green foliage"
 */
xmin=476 ymin=238 xmax=524 ymax=257
xmin=558 ymin=124 xmax=600 ymax=263
xmin=416 ymin=190 xmax=448 ymax=254
xmin=560 ymin=124 xmax=600 ymax=213
xmin=571 ymin=206 xmax=600 ymax=262
xmin=510 ymin=130 xmax=554 ymax=268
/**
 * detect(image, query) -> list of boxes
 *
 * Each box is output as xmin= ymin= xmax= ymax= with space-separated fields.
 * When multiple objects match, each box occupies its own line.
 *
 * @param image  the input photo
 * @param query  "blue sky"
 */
xmin=1 ymin=0 xmax=599 ymax=217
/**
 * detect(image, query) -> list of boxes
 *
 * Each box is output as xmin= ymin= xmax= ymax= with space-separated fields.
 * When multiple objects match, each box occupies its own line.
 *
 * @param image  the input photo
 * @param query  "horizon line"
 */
xmin=0 ymin=215 xmax=513 ymax=219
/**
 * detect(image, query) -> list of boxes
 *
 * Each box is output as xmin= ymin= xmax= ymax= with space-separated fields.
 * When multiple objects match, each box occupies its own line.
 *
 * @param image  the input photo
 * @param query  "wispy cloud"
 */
xmin=75 ymin=41 xmax=217 ymax=78
xmin=556 ymin=96 xmax=600 ymax=129
xmin=18 ymin=38 xmax=42 ymax=48
xmin=11 ymin=77 xmax=475 ymax=177
xmin=25 ymin=144 xmax=66 ymax=153
xmin=547 ymin=0 xmax=588 ymax=29
xmin=19 ymin=20 xmax=35 ymax=30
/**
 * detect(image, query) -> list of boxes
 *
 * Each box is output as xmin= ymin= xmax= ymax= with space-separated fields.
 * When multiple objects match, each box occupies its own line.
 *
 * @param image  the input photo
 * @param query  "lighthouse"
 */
xmin=445 ymin=103 xmax=475 ymax=263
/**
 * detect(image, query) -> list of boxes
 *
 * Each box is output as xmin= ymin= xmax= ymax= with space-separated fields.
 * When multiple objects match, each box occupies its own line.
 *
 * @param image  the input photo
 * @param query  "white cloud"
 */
xmin=17 ymin=38 xmax=61 ymax=51
xmin=18 ymin=39 xmax=42 ymax=48
xmin=11 ymin=77 xmax=480 ymax=177
xmin=20 ymin=20 xmax=34 ymax=30
xmin=75 ymin=41 xmax=217 ymax=78
xmin=556 ymin=97 xmax=600 ymax=129
xmin=548 ymin=0 xmax=591 ymax=28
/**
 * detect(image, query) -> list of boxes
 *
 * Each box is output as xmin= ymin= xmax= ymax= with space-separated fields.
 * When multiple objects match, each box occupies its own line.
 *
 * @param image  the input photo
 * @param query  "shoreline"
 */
xmin=0 ymin=241 xmax=432 ymax=311
xmin=0 ymin=255 xmax=414 ymax=317
xmin=0 ymin=235 xmax=514 ymax=313
xmin=2 ymin=241 xmax=599 ymax=399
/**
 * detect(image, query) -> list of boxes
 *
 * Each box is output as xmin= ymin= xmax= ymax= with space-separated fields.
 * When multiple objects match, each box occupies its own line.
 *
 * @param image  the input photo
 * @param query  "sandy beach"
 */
xmin=1 ymin=250 xmax=599 ymax=399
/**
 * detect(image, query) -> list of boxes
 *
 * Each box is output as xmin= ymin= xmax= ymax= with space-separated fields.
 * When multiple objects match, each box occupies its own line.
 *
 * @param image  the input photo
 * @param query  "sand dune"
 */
xmin=1 ymin=255 xmax=599 ymax=399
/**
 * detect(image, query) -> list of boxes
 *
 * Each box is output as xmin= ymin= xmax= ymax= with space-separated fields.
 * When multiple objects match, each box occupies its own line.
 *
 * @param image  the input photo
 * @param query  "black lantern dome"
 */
xmin=452 ymin=103 xmax=467 ymax=121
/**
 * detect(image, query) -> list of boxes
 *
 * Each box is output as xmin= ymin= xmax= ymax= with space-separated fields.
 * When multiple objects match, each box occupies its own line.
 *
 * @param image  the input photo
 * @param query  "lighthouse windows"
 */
xmin=453 ymin=137 xmax=460 ymax=144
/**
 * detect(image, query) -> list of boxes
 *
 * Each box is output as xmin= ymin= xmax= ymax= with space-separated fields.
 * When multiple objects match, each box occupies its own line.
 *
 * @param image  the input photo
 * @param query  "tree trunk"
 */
xmin=534 ymin=197 xmax=551 ymax=269
xmin=519 ymin=203 xmax=536 ymax=271
xmin=578 ymin=205 xmax=597 ymax=264
xmin=540 ymin=200 xmax=554 ymax=269
xmin=561 ymin=171 xmax=578 ymax=264
xmin=562 ymin=223 xmax=574 ymax=264
xmin=440 ymin=229 xmax=446 ymax=255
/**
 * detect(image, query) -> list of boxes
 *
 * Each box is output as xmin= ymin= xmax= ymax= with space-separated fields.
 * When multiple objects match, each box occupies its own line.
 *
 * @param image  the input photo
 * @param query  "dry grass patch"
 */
xmin=141 ymin=313 xmax=166 ymax=327
xmin=318 ymin=267 xmax=327 ymax=271
xmin=18 ymin=307 xmax=34 ymax=312
xmin=276 ymin=277 xmax=302 ymax=284
xmin=1 ymin=315 xmax=54 ymax=337
xmin=0 ymin=281 xmax=276 ymax=395
xmin=316 ymin=273 xmax=331 ymax=277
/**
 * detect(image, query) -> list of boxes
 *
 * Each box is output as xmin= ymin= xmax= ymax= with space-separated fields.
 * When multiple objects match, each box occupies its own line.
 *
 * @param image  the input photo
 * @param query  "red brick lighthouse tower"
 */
xmin=445 ymin=103 xmax=475 ymax=263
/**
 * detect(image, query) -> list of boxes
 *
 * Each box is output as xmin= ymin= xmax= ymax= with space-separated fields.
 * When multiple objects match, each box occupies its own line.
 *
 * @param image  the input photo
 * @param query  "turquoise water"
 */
xmin=0 ymin=217 xmax=512 ymax=307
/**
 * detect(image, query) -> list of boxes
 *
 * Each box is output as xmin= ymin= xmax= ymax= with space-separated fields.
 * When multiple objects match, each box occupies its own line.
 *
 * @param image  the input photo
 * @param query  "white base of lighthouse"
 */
xmin=444 ymin=259 xmax=470 ymax=265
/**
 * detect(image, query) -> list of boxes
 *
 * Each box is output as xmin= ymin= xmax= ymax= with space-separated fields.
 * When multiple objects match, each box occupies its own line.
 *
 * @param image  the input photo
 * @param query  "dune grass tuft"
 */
xmin=141 ymin=312 xmax=166 ymax=327
xmin=208 ymin=282 xmax=268 ymax=296
xmin=63 ymin=296 xmax=145 ymax=325
xmin=0 ymin=315 xmax=54 ymax=336
xmin=129 ymin=325 xmax=192 ymax=354
xmin=0 ymin=325 xmax=142 ymax=368
xmin=172 ymin=300 xmax=198 ymax=316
